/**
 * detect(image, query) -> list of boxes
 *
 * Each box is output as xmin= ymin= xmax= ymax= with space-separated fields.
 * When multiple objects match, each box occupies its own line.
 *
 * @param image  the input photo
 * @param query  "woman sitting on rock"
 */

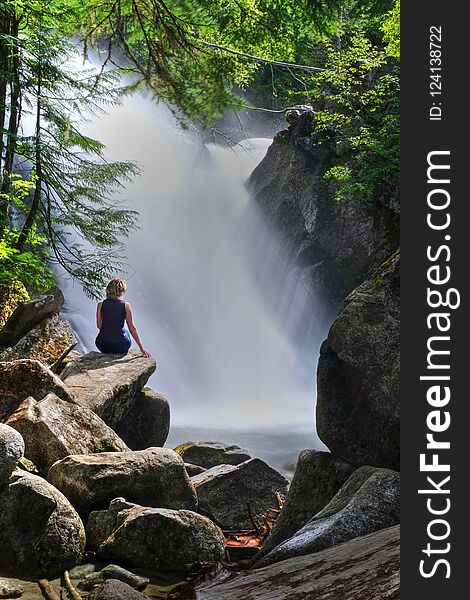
xmin=95 ymin=278 xmax=152 ymax=357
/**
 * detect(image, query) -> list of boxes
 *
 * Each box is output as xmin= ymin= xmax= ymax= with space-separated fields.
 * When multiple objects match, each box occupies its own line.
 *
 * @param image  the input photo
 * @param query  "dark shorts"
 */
xmin=95 ymin=334 xmax=131 ymax=354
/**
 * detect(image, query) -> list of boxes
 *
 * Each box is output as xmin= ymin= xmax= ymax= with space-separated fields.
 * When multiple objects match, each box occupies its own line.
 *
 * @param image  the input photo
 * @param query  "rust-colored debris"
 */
xmin=224 ymin=492 xmax=285 ymax=551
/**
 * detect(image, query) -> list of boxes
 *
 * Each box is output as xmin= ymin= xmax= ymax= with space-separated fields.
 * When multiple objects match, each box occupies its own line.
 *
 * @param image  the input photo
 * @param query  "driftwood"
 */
xmin=50 ymin=342 xmax=78 ymax=374
xmin=63 ymin=571 xmax=82 ymax=600
xmin=38 ymin=579 xmax=60 ymax=600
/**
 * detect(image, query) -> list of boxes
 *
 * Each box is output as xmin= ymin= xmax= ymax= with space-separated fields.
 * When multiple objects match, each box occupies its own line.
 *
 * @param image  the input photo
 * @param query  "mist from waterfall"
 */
xmin=59 ymin=91 xmax=333 ymax=434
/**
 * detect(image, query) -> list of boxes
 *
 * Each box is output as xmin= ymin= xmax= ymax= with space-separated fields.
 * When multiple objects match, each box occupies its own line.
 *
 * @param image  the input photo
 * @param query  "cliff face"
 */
xmin=249 ymin=110 xmax=400 ymax=470
xmin=248 ymin=109 xmax=399 ymax=308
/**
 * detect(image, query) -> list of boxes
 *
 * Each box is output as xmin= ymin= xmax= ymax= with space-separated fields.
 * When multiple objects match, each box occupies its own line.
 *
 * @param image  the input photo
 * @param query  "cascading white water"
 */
xmin=59 ymin=91 xmax=332 ymax=436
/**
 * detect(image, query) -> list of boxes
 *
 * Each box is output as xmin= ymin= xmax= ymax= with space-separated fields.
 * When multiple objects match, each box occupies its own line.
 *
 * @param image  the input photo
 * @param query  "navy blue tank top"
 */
xmin=97 ymin=299 xmax=129 ymax=344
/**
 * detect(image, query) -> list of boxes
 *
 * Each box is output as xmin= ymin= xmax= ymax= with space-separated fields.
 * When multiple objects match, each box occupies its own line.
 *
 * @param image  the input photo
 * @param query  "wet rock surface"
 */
xmin=198 ymin=525 xmax=400 ymax=600
xmin=7 ymin=393 xmax=128 ymax=473
xmin=317 ymin=251 xmax=400 ymax=469
xmin=48 ymin=447 xmax=197 ymax=514
xmin=87 ymin=498 xmax=226 ymax=572
xmin=192 ymin=458 xmax=289 ymax=530
xmin=60 ymin=350 xmax=156 ymax=428
xmin=115 ymin=388 xmax=170 ymax=449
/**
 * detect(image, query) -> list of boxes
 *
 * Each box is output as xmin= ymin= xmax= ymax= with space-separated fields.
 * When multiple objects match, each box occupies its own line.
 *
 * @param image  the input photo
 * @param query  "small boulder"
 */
xmin=255 ymin=466 xmax=400 ymax=567
xmin=0 ymin=286 xmax=64 ymax=347
xmin=0 ymin=359 xmax=74 ymax=421
xmin=0 ymin=315 xmax=76 ymax=366
xmin=0 ymin=579 xmax=24 ymax=599
xmin=192 ymin=458 xmax=289 ymax=530
xmin=256 ymin=450 xmax=355 ymax=560
xmin=61 ymin=350 xmax=156 ymax=427
xmin=79 ymin=565 xmax=149 ymax=592
xmin=89 ymin=579 xmax=148 ymax=600
xmin=114 ymin=388 xmax=170 ymax=449
xmin=87 ymin=498 xmax=226 ymax=572
xmin=174 ymin=441 xmax=251 ymax=469
xmin=0 ymin=469 xmax=85 ymax=577
xmin=7 ymin=394 xmax=128 ymax=473
xmin=0 ymin=424 xmax=25 ymax=485
xmin=48 ymin=447 xmax=197 ymax=514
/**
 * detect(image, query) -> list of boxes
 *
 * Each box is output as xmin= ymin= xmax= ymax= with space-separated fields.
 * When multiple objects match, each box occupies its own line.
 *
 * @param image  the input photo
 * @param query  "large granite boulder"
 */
xmin=87 ymin=498 xmax=226 ymax=572
xmin=255 ymin=466 xmax=400 ymax=568
xmin=192 ymin=458 xmax=289 ymax=530
xmin=7 ymin=394 xmax=128 ymax=473
xmin=256 ymin=450 xmax=355 ymax=560
xmin=248 ymin=110 xmax=399 ymax=308
xmin=0 ymin=469 xmax=85 ymax=577
xmin=0 ymin=359 xmax=74 ymax=421
xmin=0 ymin=424 xmax=25 ymax=485
xmin=115 ymin=388 xmax=170 ymax=449
xmin=0 ymin=315 xmax=76 ymax=366
xmin=175 ymin=441 xmax=251 ymax=469
xmin=198 ymin=525 xmax=400 ymax=600
xmin=0 ymin=286 xmax=64 ymax=348
xmin=61 ymin=350 xmax=156 ymax=427
xmin=89 ymin=579 xmax=148 ymax=600
xmin=48 ymin=447 xmax=197 ymax=514
xmin=316 ymin=251 xmax=400 ymax=469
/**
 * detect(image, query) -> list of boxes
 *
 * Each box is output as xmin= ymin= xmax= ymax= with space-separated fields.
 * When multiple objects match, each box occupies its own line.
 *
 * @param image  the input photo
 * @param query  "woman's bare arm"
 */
xmin=96 ymin=302 xmax=103 ymax=329
xmin=125 ymin=303 xmax=152 ymax=357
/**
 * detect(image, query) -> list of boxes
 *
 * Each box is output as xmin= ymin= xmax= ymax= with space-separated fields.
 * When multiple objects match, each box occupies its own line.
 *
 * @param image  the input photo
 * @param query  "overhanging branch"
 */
xmin=199 ymin=40 xmax=327 ymax=72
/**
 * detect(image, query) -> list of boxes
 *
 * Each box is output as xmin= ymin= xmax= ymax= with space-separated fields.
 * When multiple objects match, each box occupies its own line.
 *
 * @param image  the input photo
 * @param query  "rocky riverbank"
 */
xmin=0 ymin=284 xmax=400 ymax=599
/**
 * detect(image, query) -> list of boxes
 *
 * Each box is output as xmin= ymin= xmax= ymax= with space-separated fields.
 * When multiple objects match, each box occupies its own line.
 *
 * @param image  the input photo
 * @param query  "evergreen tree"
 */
xmin=1 ymin=1 xmax=138 ymax=298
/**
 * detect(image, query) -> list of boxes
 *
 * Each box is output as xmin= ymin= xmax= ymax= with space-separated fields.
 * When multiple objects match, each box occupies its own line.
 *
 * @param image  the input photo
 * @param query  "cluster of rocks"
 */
xmin=0 ymin=284 xmax=400 ymax=599
xmin=0 ymin=289 xmax=293 ymax=597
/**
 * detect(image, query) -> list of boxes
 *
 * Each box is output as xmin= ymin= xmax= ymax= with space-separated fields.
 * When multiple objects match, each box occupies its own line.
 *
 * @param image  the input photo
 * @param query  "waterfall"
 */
xmin=59 ymin=92 xmax=332 ymax=434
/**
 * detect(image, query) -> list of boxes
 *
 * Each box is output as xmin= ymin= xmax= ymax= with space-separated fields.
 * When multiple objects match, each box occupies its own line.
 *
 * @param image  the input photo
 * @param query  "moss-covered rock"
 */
xmin=0 ymin=469 xmax=85 ymax=578
xmin=0 ymin=281 xmax=29 ymax=330
xmin=0 ymin=286 xmax=64 ymax=348
xmin=0 ymin=314 xmax=76 ymax=366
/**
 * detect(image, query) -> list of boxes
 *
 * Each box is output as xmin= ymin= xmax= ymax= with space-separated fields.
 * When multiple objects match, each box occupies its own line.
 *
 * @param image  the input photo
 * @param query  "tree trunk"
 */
xmin=15 ymin=56 xmax=41 ymax=251
xmin=0 ymin=8 xmax=12 ymax=236
xmin=0 ymin=14 xmax=21 ymax=239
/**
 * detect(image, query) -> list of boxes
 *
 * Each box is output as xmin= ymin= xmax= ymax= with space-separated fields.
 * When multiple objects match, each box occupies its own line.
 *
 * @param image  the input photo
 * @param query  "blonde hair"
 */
xmin=106 ymin=278 xmax=127 ymax=300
